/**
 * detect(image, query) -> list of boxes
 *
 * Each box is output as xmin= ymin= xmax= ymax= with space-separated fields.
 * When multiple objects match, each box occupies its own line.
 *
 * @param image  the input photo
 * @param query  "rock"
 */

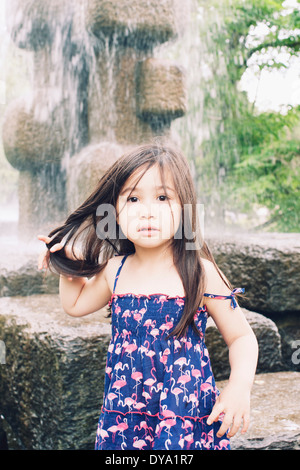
xmin=0 ymin=294 xmax=111 ymax=450
xmin=66 ymin=142 xmax=133 ymax=211
xmin=216 ymin=372 xmax=300 ymax=450
xmin=207 ymin=232 xmax=300 ymax=314
xmin=206 ymin=309 xmax=283 ymax=380
xmin=2 ymin=92 xmax=68 ymax=171
xmin=0 ymin=235 xmax=59 ymax=297
xmin=85 ymin=0 xmax=190 ymax=47
xmin=136 ymin=58 xmax=187 ymax=125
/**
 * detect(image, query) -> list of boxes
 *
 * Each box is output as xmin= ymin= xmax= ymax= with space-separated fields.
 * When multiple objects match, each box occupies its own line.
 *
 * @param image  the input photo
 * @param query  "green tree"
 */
xmin=184 ymin=0 xmax=300 ymax=231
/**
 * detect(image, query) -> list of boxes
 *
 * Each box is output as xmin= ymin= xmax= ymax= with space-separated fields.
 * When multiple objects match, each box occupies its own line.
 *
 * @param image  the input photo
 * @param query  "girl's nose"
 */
xmin=140 ymin=202 xmax=155 ymax=219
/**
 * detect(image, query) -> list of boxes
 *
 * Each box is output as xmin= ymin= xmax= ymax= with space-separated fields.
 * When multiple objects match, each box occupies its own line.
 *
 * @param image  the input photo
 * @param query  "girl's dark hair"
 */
xmin=46 ymin=141 xmax=231 ymax=338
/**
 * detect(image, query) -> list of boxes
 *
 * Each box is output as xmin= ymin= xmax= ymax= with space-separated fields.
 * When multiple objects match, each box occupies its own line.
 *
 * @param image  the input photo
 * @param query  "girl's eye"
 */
xmin=127 ymin=196 xmax=138 ymax=203
xmin=158 ymin=195 xmax=169 ymax=201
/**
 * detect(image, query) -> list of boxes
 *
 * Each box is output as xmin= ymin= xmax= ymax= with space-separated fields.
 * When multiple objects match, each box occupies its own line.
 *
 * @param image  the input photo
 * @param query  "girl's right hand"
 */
xmin=37 ymin=234 xmax=65 ymax=271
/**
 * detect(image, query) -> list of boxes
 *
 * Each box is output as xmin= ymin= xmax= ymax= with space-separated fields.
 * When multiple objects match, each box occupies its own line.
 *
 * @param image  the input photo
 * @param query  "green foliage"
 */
xmin=194 ymin=0 xmax=300 ymax=232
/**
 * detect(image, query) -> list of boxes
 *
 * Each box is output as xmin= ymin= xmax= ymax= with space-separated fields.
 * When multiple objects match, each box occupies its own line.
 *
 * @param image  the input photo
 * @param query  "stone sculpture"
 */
xmin=2 ymin=0 xmax=189 ymax=235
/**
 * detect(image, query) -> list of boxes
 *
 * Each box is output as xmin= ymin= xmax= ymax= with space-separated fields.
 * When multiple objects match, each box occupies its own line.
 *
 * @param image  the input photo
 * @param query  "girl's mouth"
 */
xmin=138 ymin=227 xmax=160 ymax=236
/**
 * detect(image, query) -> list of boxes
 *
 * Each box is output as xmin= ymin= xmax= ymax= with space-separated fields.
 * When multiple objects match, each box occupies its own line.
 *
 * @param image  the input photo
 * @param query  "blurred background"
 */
xmin=0 ymin=0 xmax=299 ymax=235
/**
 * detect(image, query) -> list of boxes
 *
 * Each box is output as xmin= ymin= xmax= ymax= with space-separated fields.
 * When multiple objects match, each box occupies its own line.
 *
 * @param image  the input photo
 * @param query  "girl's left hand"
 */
xmin=207 ymin=382 xmax=251 ymax=438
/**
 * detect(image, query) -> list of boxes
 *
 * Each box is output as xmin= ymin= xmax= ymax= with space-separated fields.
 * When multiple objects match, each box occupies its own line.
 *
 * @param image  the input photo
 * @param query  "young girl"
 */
xmin=38 ymin=143 xmax=258 ymax=450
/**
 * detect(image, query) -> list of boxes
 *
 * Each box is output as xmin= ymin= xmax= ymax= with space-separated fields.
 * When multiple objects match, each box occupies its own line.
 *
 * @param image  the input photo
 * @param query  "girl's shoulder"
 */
xmin=201 ymin=257 xmax=231 ymax=297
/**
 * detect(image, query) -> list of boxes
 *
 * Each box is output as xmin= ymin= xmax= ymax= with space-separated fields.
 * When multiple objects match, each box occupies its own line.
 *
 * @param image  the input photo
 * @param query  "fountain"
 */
xmin=0 ymin=0 xmax=299 ymax=450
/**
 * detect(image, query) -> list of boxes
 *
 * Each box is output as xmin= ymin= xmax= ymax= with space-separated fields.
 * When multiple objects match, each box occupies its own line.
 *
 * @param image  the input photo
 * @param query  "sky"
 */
xmin=239 ymin=0 xmax=300 ymax=112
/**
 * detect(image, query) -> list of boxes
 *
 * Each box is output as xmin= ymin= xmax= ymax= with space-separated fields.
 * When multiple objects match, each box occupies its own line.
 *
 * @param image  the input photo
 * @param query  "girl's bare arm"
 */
xmin=202 ymin=259 xmax=258 ymax=438
xmin=38 ymin=235 xmax=112 ymax=317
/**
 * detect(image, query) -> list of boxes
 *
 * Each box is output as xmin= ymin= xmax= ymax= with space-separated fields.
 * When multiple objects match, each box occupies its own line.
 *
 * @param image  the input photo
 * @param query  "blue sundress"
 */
xmin=95 ymin=255 xmax=244 ymax=450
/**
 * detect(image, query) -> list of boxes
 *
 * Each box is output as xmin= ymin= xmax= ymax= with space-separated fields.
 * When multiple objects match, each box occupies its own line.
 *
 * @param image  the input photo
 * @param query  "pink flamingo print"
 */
xmin=133 ymin=401 xmax=146 ymax=411
xmin=150 ymin=327 xmax=160 ymax=344
xmin=115 ymin=361 xmax=129 ymax=379
xmin=187 ymin=391 xmax=198 ymax=414
xmin=181 ymin=419 xmax=193 ymax=433
xmin=159 ymin=348 xmax=170 ymax=365
xmin=200 ymin=378 xmax=213 ymax=408
xmin=121 ymin=309 xmax=131 ymax=326
xmin=112 ymin=375 xmax=127 ymax=403
xmin=191 ymin=365 xmax=202 ymax=388
xmin=131 ymin=368 xmax=143 ymax=394
xmin=133 ymin=437 xmax=147 ymax=450
xmin=125 ymin=340 xmax=138 ymax=368
xmin=174 ymin=339 xmax=181 ymax=353
xmin=145 ymin=348 xmax=156 ymax=367
xmin=215 ymin=438 xmax=230 ymax=450
xmin=184 ymin=432 xmax=194 ymax=450
xmin=178 ymin=434 xmax=185 ymax=449
xmin=134 ymin=421 xmax=154 ymax=440
xmin=133 ymin=310 xmax=143 ymax=323
xmin=116 ymin=415 xmax=129 ymax=443
xmin=174 ymin=357 xmax=190 ymax=375
xmin=106 ymin=392 xmax=118 ymax=409
xmin=161 ymin=405 xmax=176 ymax=419
xmin=150 ymin=382 xmax=163 ymax=394
xmin=96 ymin=428 xmax=109 ymax=447
xmin=142 ymin=390 xmax=151 ymax=404
xmin=114 ymin=305 xmax=121 ymax=315
xmin=159 ymin=417 xmax=176 ymax=441
xmin=144 ymin=367 xmax=157 ymax=390
xmin=154 ymin=295 xmax=168 ymax=312
xmin=121 ymin=396 xmax=136 ymax=412
xmin=170 ymin=377 xmax=183 ymax=406
xmin=143 ymin=318 xmax=156 ymax=332
xmin=201 ymin=429 xmax=214 ymax=449
xmin=134 ymin=307 xmax=146 ymax=324
xmin=107 ymin=424 xmax=119 ymax=443
xmin=175 ymin=298 xmax=185 ymax=308
xmin=177 ymin=371 xmax=191 ymax=400
xmin=159 ymin=316 xmax=174 ymax=335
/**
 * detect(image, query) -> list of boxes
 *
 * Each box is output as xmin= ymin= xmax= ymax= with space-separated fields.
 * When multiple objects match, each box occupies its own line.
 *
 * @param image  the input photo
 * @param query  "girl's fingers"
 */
xmin=216 ymin=412 xmax=233 ymax=438
xmin=37 ymin=235 xmax=64 ymax=253
xmin=37 ymin=235 xmax=52 ymax=244
xmin=37 ymin=235 xmax=64 ymax=271
xmin=207 ymin=401 xmax=223 ymax=425
xmin=49 ymin=242 xmax=64 ymax=253
xmin=227 ymin=414 xmax=242 ymax=438
xmin=241 ymin=413 xmax=250 ymax=434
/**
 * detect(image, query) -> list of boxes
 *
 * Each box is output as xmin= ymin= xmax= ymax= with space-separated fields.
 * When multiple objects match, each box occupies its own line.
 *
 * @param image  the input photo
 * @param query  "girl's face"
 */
xmin=116 ymin=164 xmax=182 ymax=249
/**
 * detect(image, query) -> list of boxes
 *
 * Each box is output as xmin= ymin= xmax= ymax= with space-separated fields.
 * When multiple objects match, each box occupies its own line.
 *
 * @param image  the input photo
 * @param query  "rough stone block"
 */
xmin=85 ymin=0 xmax=189 ymax=47
xmin=2 ymin=93 xmax=67 ymax=171
xmin=0 ymin=294 xmax=111 ymax=450
xmin=136 ymin=58 xmax=187 ymax=124
xmin=207 ymin=232 xmax=300 ymax=314
xmin=66 ymin=142 xmax=133 ymax=211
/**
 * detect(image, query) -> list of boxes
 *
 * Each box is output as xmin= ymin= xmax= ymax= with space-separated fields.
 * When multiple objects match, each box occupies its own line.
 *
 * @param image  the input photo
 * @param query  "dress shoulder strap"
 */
xmin=203 ymin=287 xmax=245 ymax=309
xmin=113 ymin=255 xmax=129 ymax=294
